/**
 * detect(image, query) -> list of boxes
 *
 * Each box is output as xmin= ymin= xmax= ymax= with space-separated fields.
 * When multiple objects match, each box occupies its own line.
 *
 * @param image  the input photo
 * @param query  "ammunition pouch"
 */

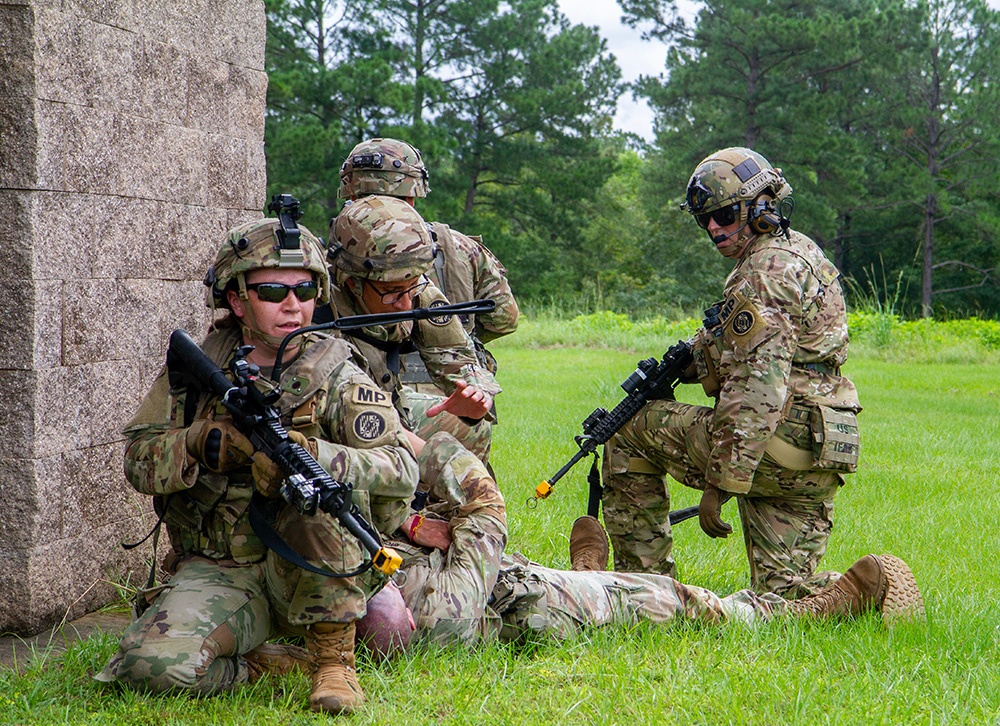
xmin=810 ymin=405 xmax=860 ymax=472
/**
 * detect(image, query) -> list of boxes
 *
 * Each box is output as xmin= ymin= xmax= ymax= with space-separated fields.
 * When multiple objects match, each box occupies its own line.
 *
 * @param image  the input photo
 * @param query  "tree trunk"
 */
xmin=413 ymin=0 xmax=426 ymax=127
xmin=922 ymin=193 xmax=937 ymax=317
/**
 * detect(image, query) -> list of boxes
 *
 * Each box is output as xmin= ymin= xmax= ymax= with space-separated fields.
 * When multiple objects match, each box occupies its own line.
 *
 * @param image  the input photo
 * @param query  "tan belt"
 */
xmin=764 ymin=436 xmax=814 ymax=470
xmin=627 ymin=456 xmax=662 ymax=475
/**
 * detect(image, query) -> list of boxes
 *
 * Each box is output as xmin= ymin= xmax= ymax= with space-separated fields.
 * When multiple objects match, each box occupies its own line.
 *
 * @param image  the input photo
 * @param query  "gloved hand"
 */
xmin=251 ymin=430 xmax=315 ymax=498
xmin=698 ymin=485 xmax=732 ymax=538
xmin=185 ymin=419 xmax=254 ymax=473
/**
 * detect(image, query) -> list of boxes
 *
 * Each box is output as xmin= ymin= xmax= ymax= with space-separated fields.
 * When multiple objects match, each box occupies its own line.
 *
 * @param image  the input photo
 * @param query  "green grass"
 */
xmin=3 ymin=314 xmax=1000 ymax=724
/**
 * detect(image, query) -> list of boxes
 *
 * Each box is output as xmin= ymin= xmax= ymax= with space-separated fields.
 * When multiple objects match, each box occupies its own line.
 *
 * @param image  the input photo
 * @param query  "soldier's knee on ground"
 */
xmin=103 ymin=621 xmax=243 ymax=694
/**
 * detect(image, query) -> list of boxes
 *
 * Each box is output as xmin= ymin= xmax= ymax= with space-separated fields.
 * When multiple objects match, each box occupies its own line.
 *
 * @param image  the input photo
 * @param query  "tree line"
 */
xmin=264 ymin=0 xmax=1000 ymax=319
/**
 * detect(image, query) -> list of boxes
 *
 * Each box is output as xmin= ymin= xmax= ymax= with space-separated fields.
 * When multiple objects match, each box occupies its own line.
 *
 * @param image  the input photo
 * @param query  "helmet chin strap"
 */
xmin=345 ymin=277 xmax=375 ymax=316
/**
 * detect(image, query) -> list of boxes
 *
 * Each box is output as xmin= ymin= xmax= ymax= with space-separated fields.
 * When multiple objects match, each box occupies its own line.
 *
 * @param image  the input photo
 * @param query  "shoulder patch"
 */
xmin=351 ymin=384 xmax=393 ymax=407
xmin=353 ymin=411 xmax=388 ymax=441
xmin=427 ymin=299 xmax=451 ymax=326
xmin=720 ymin=284 xmax=769 ymax=344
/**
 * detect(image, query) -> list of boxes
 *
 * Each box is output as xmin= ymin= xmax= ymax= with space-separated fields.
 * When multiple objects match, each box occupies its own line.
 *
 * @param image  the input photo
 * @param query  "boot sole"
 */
xmin=877 ymin=554 xmax=925 ymax=624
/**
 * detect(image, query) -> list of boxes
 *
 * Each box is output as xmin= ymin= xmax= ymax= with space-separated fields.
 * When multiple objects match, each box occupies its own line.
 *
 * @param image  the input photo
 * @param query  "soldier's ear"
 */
xmin=227 ymin=289 xmax=245 ymax=318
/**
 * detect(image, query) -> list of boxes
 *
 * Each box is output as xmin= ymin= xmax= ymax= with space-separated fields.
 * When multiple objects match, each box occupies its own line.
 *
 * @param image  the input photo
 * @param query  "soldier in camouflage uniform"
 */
xmin=95 ymin=218 xmax=418 ymax=715
xmin=594 ymin=148 xmax=862 ymax=598
xmin=333 ymin=137 xmax=519 ymax=386
xmin=362 ymin=434 xmax=920 ymax=651
xmin=323 ymin=194 xmax=501 ymax=462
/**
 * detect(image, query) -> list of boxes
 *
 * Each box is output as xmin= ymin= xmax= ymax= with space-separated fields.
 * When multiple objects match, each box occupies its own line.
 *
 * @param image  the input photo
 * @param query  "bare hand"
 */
xmin=425 ymin=380 xmax=492 ymax=421
xmin=404 ymin=514 xmax=452 ymax=551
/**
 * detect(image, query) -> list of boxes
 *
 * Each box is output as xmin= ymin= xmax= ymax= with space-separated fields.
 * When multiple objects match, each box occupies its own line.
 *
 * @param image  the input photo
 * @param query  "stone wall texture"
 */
xmin=0 ymin=0 xmax=267 ymax=634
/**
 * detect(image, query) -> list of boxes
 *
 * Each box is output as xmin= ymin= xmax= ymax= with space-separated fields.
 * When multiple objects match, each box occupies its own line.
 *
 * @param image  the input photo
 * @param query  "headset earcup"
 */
xmin=749 ymin=198 xmax=780 ymax=235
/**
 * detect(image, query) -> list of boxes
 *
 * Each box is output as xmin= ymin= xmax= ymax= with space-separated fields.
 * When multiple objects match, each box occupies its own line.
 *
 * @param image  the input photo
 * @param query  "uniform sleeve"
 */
xmin=412 ymin=281 xmax=503 ymax=398
xmin=416 ymin=432 xmax=506 ymax=529
xmin=468 ymin=237 xmax=519 ymax=343
xmin=122 ymin=370 xmax=200 ymax=495
xmin=313 ymin=362 xmax=420 ymax=534
xmin=707 ymin=263 xmax=804 ymax=494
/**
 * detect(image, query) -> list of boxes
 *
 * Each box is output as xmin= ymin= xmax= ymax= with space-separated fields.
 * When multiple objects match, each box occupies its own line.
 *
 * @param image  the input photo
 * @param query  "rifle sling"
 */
xmin=248 ymin=493 xmax=368 ymax=579
xmin=586 ymin=453 xmax=602 ymax=519
xmin=345 ymin=330 xmax=417 ymax=376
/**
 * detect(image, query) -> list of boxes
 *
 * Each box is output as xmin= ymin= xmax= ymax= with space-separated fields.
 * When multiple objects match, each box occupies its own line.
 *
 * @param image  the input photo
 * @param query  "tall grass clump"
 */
xmin=844 ymin=259 xmax=905 ymax=349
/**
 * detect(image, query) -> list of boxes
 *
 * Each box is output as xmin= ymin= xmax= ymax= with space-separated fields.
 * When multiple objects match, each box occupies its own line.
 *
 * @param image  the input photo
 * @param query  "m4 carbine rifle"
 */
xmin=530 ymin=339 xmax=704 ymax=525
xmin=167 ymin=299 xmax=496 ymax=578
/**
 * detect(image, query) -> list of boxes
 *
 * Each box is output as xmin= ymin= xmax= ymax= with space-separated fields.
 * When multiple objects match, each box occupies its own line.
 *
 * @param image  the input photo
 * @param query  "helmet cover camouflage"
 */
xmin=339 ymin=138 xmax=430 ymax=200
xmin=204 ymin=218 xmax=330 ymax=309
xmin=329 ymin=195 xmax=435 ymax=283
xmin=684 ymin=147 xmax=792 ymax=217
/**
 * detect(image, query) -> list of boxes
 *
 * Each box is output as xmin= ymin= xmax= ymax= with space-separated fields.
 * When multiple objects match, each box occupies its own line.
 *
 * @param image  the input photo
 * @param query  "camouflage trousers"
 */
xmin=95 ymin=506 xmax=379 ymax=694
xmin=396 ymin=511 xmax=788 ymax=645
xmin=404 ymin=386 xmax=493 ymax=463
xmin=602 ymin=400 xmax=843 ymax=597
xmin=492 ymin=560 xmax=790 ymax=640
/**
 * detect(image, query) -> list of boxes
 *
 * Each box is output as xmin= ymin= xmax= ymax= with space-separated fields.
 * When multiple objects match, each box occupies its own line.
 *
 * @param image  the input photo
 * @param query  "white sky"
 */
xmin=558 ymin=0 xmax=1000 ymax=142
xmin=556 ymin=0 xmax=698 ymax=141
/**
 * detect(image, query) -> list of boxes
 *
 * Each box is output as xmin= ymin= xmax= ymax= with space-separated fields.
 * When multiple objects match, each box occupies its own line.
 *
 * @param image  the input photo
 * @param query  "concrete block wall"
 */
xmin=0 ymin=0 xmax=267 ymax=634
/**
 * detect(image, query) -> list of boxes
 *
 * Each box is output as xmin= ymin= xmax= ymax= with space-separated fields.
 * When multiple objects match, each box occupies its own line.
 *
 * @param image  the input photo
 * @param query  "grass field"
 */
xmin=2 ymin=315 xmax=999 ymax=724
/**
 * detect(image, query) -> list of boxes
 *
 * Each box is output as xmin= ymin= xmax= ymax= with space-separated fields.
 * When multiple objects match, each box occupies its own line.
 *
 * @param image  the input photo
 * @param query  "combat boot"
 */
xmin=305 ymin=622 xmax=365 ymax=714
xmin=244 ymin=642 xmax=310 ymax=684
xmin=569 ymin=516 xmax=610 ymax=572
xmin=789 ymin=554 xmax=924 ymax=624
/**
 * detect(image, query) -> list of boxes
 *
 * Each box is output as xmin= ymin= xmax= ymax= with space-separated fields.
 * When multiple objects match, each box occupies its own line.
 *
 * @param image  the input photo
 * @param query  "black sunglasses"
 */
xmin=245 ymin=280 xmax=319 ymax=303
xmin=695 ymin=204 xmax=740 ymax=230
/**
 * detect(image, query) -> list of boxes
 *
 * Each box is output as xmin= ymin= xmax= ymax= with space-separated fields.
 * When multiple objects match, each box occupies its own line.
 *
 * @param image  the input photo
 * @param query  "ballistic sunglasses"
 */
xmin=695 ymin=203 xmax=741 ymax=230
xmin=245 ymin=280 xmax=320 ymax=303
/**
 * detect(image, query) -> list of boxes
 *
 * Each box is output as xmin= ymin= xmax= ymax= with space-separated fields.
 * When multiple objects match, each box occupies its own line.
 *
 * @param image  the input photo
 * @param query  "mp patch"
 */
xmin=427 ymin=299 xmax=452 ymax=326
xmin=351 ymin=384 xmax=392 ymax=407
xmin=354 ymin=411 xmax=387 ymax=441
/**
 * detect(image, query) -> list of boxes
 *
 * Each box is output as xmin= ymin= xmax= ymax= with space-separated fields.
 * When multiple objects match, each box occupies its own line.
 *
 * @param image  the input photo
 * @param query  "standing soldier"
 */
xmin=582 ymin=148 xmax=862 ymax=598
xmin=96 ymin=217 xmax=418 ymax=715
xmin=324 ymin=194 xmax=500 ymax=463
xmin=333 ymin=137 xmax=519 ymax=390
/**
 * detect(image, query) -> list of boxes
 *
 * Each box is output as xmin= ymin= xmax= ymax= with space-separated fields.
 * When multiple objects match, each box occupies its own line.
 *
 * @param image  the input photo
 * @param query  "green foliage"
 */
xmin=262 ymin=0 xmax=1000 ymax=317
xmin=622 ymin=0 xmax=1000 ymax=318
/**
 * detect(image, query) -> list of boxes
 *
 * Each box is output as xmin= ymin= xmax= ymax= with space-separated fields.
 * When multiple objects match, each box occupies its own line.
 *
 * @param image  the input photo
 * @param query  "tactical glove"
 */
xmin=251 ymin=430 xmax=315 ymax=498
xmin=186 ymin=419 xmax=254 ymax=473
xmin=698 ymin=485 xmax=732 ymax=538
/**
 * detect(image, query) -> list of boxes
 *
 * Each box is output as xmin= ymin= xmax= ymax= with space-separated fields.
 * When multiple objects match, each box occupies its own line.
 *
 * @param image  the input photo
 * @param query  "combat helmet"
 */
xmin=329 ymin=195 xmax=435 ymax=285
xmin=684 ymin=147 xmax=793 ymax=237
xmin=339 ymin=138 xmax=430 ymax=200
xmin=204 ymin=206 xmax=330 ymax=312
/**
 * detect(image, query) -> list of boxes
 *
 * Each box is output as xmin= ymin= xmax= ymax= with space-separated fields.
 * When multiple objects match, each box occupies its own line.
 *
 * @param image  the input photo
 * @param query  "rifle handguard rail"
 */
xmin=530 ymin=340 xmax=695 ymax=514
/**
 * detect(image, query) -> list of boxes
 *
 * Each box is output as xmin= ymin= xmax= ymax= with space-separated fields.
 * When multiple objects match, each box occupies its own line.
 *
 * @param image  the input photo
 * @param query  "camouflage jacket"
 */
xmin=426 ymin=222 xmax=519 ymax=343
xmin=704 ymin=229 xmax=861 ymax=494
xmin=123 ymin=326 xmax=419 ymax=563
xmin=391 ymin=432 xmax=508 ymax=646
xmin=328 ymin=278 xmax=502 ymax=426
